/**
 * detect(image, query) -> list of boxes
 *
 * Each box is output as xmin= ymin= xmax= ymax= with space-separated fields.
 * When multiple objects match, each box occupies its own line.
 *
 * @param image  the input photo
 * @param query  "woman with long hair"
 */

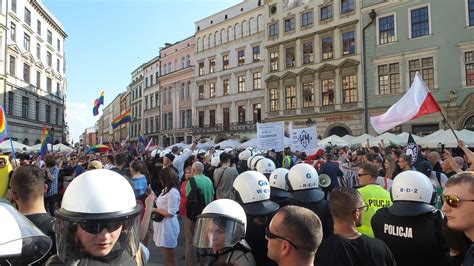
xmin=179 ymin=166 xmax=192 ymax=219
xmin=152 ymin=167 xmax=180 ymax=266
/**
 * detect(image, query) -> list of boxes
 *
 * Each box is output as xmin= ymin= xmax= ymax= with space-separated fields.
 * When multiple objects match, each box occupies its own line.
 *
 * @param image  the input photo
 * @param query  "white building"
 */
xmin=142 ymin=56 xmax=160 ymax=146
xmin=129 ymin=64 xmax=144 ymax=146
xmin=0 ymin=0 xmax=68 ymax=145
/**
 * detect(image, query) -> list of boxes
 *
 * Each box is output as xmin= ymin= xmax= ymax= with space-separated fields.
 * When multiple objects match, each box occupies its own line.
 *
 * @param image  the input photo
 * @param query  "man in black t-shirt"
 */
xmin=315 ymin=187 xmax=396 ymax=266
xmin=9 ymin=165 xmax=56 ymax=265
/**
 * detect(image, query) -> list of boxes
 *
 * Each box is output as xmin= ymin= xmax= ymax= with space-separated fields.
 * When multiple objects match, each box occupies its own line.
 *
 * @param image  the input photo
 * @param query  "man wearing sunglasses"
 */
xmin=266 ymin=205 xmax=322 ymax=266
xmin=315 ymin=187 xmax=396 ymax=265
xmin=442 ymin=172 xmax=474 ymax=266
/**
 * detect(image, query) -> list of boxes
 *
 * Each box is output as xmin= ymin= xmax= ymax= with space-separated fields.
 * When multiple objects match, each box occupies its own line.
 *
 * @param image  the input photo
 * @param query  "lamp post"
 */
xmin=50 ymin=127 xmax=55 ymax=152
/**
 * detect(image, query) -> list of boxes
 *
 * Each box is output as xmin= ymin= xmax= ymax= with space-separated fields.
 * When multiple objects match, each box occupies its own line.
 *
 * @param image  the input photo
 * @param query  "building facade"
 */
xmin=120 ymin=88 xmax=130 ymax=141
xmin=142 ymin=56 xmax=160 ymax=146
xmin=363 ymin=0 xmax=474 ymax=135
xmin=158 ymin=37 xmax=195 ymax=147
xmin=0 ymin=0 xmax=68 ymax=145
xmin=263 ymin=0 xmax=363 ymax=138
xmin=129 ymin=64 xmax=144 ymax=146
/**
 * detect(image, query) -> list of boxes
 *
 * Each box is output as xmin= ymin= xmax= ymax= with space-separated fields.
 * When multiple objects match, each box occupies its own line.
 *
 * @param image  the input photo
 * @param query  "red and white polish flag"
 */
xmin=370 ymin=72 xmax=441 ymax=134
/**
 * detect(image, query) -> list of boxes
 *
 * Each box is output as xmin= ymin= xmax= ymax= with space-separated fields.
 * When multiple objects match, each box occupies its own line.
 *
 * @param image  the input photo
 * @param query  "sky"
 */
xmin=42 ymin=0 xmax=241 ymax=144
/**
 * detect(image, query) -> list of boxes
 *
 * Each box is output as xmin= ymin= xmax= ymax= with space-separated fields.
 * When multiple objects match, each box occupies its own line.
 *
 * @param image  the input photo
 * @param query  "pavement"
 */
xmin=147 ymin=217 xmax=187 ymax=265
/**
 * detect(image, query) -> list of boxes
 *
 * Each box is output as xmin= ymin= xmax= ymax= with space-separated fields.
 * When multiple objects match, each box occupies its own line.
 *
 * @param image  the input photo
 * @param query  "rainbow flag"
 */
xmin=112 ymin=109 xmax=131 ymax=129
xmin=0 ymin=106 xmax=8 ymax=144
xmin=40 ymin=126 xmax=52 ymax=157
xmin=93 ymin=91 xmax=105 ymax=116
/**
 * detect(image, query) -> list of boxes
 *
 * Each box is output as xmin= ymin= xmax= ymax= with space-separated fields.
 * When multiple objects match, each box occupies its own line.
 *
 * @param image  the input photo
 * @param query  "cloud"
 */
xmin=66 ymin=101 xmax=97 ymax=143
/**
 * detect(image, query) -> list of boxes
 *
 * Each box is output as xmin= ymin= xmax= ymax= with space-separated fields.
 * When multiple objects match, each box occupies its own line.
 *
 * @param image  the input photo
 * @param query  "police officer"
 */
xmin=47 ymin=169 xmax=148 ymax=265
xmin=234 ymin=171 xmax=279 ymax=266
xmin=255 ymin=158 xmax=276 ymax=179
xmin=287 ymin=163 xmax=334 ymax=239
xmin=371 ymin=170 xmax=449 ymax=266
xmin=269 ymin=168 xmax=291 ymax=207
xmin=193 ymin=199 xmax=256 ymax=266
xmin=237 ymin=149 xmax=253 ymax=174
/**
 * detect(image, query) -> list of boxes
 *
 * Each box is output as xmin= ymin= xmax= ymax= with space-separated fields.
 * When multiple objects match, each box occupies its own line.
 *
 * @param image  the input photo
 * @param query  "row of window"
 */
xmin=198 ymin=46 xmax=260 ymax=76
xmin=144 ymin=92 xmax=161 ymax=110
xmin=268 ymin=73 xmax=357 ymax=112
xmin=198 ymin=72 xmax=261 ymax=100
xmin=7 ymin=92 xmax=61 ymax=125
xmin=197 ymin=104 xmax=262 ymax=128
xmin=132 ymin=85 xmax=142 ymax=101
xmin=159 ymin=55 xmax=192 ymax=78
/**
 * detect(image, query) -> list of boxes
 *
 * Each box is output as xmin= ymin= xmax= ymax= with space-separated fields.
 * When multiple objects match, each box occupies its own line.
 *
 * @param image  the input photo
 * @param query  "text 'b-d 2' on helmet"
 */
xmin=287 ymin=163 xmax=324 ymax=203
xmin=269 ymin=168 xmax=291 ymax=198
xmin=55 ymin=169 xmax=142 ymax=263
xmin=193 ymin=199 xmax=247 ymax=253
xmin=389 ymin=170 xmax=436 ymax=216
xmin=233 ymin=171 xmax=279 ymax=216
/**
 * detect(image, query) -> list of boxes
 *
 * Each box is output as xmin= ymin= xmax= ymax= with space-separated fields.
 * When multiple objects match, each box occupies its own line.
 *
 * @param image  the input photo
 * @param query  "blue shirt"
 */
xmin=45 ymin=166 xmax=59 ymax=197
xmin=132 ymin=175 xmax=148 ymax=198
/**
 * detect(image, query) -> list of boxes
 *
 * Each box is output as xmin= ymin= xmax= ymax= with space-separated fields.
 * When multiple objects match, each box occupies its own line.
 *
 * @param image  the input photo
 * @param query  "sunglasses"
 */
xmin=442 ymin=195 xmax=474 ymax=208
xmin=78 ymin=221 xmax=122 ymax=235
xmin=353 ymin=205 xmax=369 ymax=213
xmin=265 ymin=226 xmax=298 ymax=249
xmin=358 ymin=173 xmax=370 ymax=177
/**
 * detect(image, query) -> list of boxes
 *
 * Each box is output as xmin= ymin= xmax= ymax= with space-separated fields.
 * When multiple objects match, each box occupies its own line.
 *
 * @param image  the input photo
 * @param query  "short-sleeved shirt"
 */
xmin=45 ymin=166 xmax=59 ymax=197
xmin=213 ymin=166 xmax=238 ymax=200
xmin=186 ymin=174 xmax=215 ymax=205
xmin=357 ymin=184 xmax=392 ymax=237
xmin=132 ymin=175 xmax=148 ymax=198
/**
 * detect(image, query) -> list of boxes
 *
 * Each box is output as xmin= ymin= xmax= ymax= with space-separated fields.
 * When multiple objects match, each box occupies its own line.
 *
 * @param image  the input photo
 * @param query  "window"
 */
xmin=341 ymin=75 xmax=357 ymax=103
xmin=253 ymin=72 xmax=261 ymax=90
xmin=410 ymin=6 xmax=430 ymax=38
xmin=303 ymin=82 xmax=314 ymax=108
xmin=209 ymin=58 xmax=216 ymax=73
xmin=45 ymin=105 xmax=51 ymax=123
xmin=223 ymin=79 xmax=230 ymax=95
xmin=238 ymin=106 xmax=246 ymax=124
xmin=284 ymin=17 xmax=295 ymax=32
xmin=56 ymin=83 xmax=60 ymax=97
xmin=155 ymin=92 xmax=160 ymax=106
xmin=36 ymin=43 xmax=41 ymax=59
xmin=270 ymin=51 xmax=279 ymax=71
xmin=23 ymin=63 xmax=30 ymax=83
xmin=223 ymin=55 xmax=229 ymax=70
xmin=22 ymin=97 xmax=29 ymax=118
xmin=322 ymin=36 xmax=333 ymax=60
xmin=322 ymin=78 xmax=335 ymax=105
xmin=238 ymin=50 xmax=245 ymax=66
xmin=253 ymin=103 xmax=261 ymax=123
xmin=268 ymin=23 xmax=279 ymax=38
xmin=252 ymin=46 xmax=260 ymax=62
xmin=342 ymin=31 xmax=355 ymax=55
xmin=210 ymin=82 xmax=216 ymax=98
xmin=379 ymin=15 xmax=396 ymax=44
xmin=181 ymin=57 xmax=186 ymax=69
xmin=8 ymin=92 xmax=14 ymax=115
xmin=47 ymin=52 xmax=52 ymax=67
xmin=198 ymin=62 xmax=204 ymax=76
xmin=466 ymin=51 xmax=474 ymax=86
xmin=199 ymin=84 xmax=204 ymax=99
xmin=56 ymin=39 xmax=60 ymax=52
xmin=36 ymin=71 xmax=41 ymax=89
xmin=9 ymin=55 xmax=15 ymax=76
xmin=47 ymin=77 xmax=52 ymax=93
xmin=209 ymin=110 xmax=216 ymax=127
xmin=145 ymin=96 xmax=148 ymax=110
xmin=150 ymin=92 xmax=154 ymax=107
xmin=469 ymin=0 xmax=474 ymax=26
xmin=55 ymin=107 xmax=59 ymax=125
xmin=238 ymin=76 xmax=245 ymax=93
xmin=23 ymin=33 xmax=30 ymax=50
xmin=409 ymin=57 xmax=434 ymax=89
xmin=378 ymin=63 xmax=400 ymax=94
xmin=223 ymin=108 xmax=230 ymax=131
xmin=321 ymin=4 xmax=333 ymax=21
xmin=341 ymin=0 xmax=355 ymax=14
xmin=286 ymin=47 xmax=295 ymax=68
xmin=186 ymin=110 xmax=192 ymax=128
xmin=37 ymin=20 xmax=41 ymax=35
xmin=285 ymin=86 xmax=296 ymax=110
xmin=303 ymin=41 xmax=313 ymax=64
xmin=35 ymin=101 xmax=40 ymax=121
xmin=24 ymin=8 xmax=31 ymax=26
xmin=10 ymin=22 xmax=16 ymax=41
xmin=198 ymin=111 xmax=204 ymax=128
xmin=11 ymin=0 xmax=16 ymax=12
xmin=145 ymin=77 xmax=148 ymax=88
xmin=56 ymin=59 xmax=60 ymax=72
xmin=301 ymin=11 xmax=313 ymax=27
xmin=47 ymin=30 xmax=52 ymax=45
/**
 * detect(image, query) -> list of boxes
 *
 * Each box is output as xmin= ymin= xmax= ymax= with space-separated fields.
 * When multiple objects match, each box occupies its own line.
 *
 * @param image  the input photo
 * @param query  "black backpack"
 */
xmin=186 ymin=177 xmax=206 ymax=222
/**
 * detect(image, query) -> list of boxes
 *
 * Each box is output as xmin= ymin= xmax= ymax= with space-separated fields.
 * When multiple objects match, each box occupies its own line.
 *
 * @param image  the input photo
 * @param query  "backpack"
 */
xmin=186 ymin=177 xmax=206 ymax=222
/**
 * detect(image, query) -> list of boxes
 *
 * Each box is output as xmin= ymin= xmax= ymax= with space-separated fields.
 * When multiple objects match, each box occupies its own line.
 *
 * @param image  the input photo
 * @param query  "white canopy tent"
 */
xmin=346 ymin=134 xmax=375 ymax=146
xmin=418 ymin=129 xmax=474 ymax=148
xmin=165 ymin=142 xmax=189 ymax=150
xmin=53 ymin=143 xmax=73 ymax=152
xmin=320 ymin=135 xmax=350 ymax=147
xmin=397 ymin=132 xmax=421 ymax=144
xmin=369 ymin=132 xmax=405 ymax=146
xmin=0 ymin=140 xmax=32 ymax=152
xmin=215 ymin=139 xmax=241 ymax=149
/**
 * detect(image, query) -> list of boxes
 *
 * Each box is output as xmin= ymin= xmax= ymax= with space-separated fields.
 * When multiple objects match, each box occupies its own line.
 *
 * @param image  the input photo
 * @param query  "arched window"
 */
xmin=181 ymin=57 xmax=185 ymax=69
xmin=203 ymin=35 xmax=207 ymax=50
xmin=242 ymin=20 xmax=248 ymax=36
xmin=208 ymin=33 xmax=213 ymax=48
xmin=186 ymin=55 xmax=191 ymax=67
xmin=249 ymin=17 xmax=256 ymax=34
xmin=234 ymin=23 xmax=240 ymax=39
xmin=465 ymin=115 xmax=474 ymax=131
xmin=215 ymin=31 xmax=219 ymax=45
xmin=257 ymin=15 xmax=264 ymax=32
xmin=221 ymin=29 xmax=226 ymax=43
xmin=197 ymin=37 xmax=201 ymax=51
xmin=228 ymin=26 xmax=234 ymax=41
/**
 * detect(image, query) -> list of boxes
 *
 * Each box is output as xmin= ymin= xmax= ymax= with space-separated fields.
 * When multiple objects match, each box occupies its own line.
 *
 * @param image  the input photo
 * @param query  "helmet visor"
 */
xmin=193 ymin=216 xmax=245 ymax=251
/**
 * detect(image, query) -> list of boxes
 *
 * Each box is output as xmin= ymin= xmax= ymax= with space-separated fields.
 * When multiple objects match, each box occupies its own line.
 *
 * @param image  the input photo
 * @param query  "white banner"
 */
xmin=257 ymin=122 xmax=284 ymax=152
xmin=291 ymin=126 xmax=318 ymax=154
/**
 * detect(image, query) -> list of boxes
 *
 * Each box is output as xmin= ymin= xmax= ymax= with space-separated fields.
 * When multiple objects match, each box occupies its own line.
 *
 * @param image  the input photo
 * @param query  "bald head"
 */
xmin=427 ymin=151 xmax=441 ymax=165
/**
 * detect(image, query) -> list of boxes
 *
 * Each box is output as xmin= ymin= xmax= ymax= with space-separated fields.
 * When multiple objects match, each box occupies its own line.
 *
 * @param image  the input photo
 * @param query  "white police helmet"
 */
xmin=287 ymin=163 xmax=324 ymax=203
xmin=239 ymin=149 xmax=254 ymax=161
xmin=55 ymin=169 xmax=142 ymax=263
xmin=211 ymin=155 xmax=220 ymax=167
xmin=193 ymin=199 xmax=247 ymax=253
xmin=389 ymin=170 xmax=436 ymax=216
xmin=233 ymin=171 xmax=279 ymax=216
xmin=255 ymin=158 xmax=276 ymax=175
xmin=249 ymin=155 xmax=265 ymax=170
xmin=269 ymin=168 xmax=291 ymax=198
xmin=159 ymin=149 xmax=171 ymax=158
xmin=151 ymin=149 xmax=161 ymax=158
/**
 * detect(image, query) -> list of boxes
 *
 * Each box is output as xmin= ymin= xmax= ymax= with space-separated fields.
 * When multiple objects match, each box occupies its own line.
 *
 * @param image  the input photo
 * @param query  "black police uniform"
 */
xmin=372 ymin=206 xmax=448 ymax=266
xmin=289 ymin=198 xmax=334 ymax=239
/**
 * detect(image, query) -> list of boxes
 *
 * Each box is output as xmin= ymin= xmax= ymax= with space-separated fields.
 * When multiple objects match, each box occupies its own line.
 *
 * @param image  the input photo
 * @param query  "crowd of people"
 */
xmin=0 ymin=136 xmax=473 ymax=266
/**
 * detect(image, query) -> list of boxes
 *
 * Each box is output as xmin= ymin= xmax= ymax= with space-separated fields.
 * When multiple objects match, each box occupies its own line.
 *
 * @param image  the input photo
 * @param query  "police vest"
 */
xmin=357 ymin=184 xmax=392 ymax=237
xmin=371 ymin=208 xmax=448 ymax=266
